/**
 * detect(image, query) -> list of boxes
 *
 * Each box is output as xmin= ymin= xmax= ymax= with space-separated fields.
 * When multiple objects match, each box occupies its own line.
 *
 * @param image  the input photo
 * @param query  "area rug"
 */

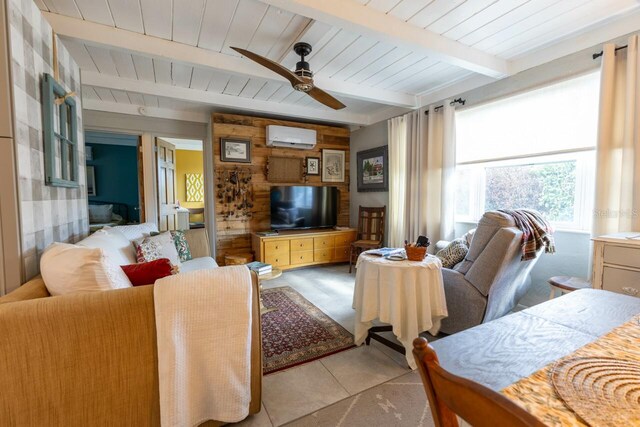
xmin=261 ymin=286 xmax=355 ymax=375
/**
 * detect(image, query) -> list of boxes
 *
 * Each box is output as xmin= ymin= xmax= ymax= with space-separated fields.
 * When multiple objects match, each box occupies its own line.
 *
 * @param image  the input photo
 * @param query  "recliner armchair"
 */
xmin=439 ymin=211 xmax=542 ymax=335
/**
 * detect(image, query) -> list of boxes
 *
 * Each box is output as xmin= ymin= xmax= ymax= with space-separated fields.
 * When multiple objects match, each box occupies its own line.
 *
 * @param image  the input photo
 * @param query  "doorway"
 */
xmin=156 ymin=137 xmax=205 ymax=232
xmin=85 ymin=131 xmax=143 ymax=232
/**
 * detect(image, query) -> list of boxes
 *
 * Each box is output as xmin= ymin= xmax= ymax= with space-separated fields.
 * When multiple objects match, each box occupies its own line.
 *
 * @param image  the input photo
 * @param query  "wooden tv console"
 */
xmin=252 ymin=228 xmax=357 ymax=270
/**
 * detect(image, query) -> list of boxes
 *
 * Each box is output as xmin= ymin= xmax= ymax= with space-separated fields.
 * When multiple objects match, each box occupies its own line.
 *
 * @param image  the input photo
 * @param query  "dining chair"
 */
xmin=349 ymin=205 xmax=386 ymax=273
xmin=412 ymin=337 xmax=545 ymax=427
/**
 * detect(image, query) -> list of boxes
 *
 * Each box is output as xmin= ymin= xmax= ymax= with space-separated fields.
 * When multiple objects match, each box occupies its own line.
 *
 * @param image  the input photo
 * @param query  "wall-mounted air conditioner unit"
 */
xmin=266 ymin=125 xmax=317 ymax=150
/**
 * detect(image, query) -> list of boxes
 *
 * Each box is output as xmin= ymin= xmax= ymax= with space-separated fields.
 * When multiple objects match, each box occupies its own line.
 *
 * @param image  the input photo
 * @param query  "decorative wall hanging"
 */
xmin=216 ymin=167 xmax=253 ymax=222
xmin=322 ymin=149 xmax=345 ymax=183
xmin=221 ymin=138 xmax=251 ymax=163
xmin=186 ymin=173 xmax=204 ymax=202
xmin=267 ymin=156 xmax=304 ymax=183
xmin=306 ymin=157 xmax=320 ymax=176
xmin=357 ymin=145 xmax=388 ymax=192
xmin=42 ymin=73 xmax=79 ymax=187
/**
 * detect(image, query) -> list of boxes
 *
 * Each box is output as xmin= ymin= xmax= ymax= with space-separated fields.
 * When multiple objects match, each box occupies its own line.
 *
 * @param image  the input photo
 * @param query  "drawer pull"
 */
xmin=622 ymin=286 xmax=639 ymax=296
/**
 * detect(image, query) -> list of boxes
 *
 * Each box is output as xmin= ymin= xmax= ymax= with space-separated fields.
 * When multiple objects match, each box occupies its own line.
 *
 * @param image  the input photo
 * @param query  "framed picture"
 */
xmin=221 ymin=138 xmax=251 ymax=163
xmin=322 ymin=149 xmax=345 ymax=183
xmin=306 ymin=157 xmax=320 ymax=176
xmin=86 ymin=165 xmax=96 ymax=196
xmin=357 ymin=145 xmax=388 ymax=192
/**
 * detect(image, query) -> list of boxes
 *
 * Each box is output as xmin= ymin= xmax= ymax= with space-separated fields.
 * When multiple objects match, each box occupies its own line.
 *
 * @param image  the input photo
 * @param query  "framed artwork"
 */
xmin=357 ymin=145 xmax=388 ymax=192
xmin=322 ymin=149 xmax=345 ymax=183
xmin=306 ymin=157 xmax=320 ymax=175
xmin=86 ymin=165 xmax=96 ymax=196
xmin=186 ymin=173 xmax=204 ymax=202
xmin=221 ymin=138 xmax=251 ymax=163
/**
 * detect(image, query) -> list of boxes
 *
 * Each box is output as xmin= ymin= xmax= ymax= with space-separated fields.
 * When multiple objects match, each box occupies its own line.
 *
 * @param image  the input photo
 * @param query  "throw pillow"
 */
xmin=88 ymin=204 xmax=113 ymax=223
xmin=121 ymin=258 xmax=176 ymax=286
xmin=109 ymin=222 xmax=159 ymax=242
xmin=134 ymin=231 xmax=181 ymax=265
xmin=435 ymin=238 xmax=469 ymax=269
xmin=170 ymin=230 xmax=193 ymax=262
xmin=40 ymin=242 xmax=132 ymax=295
xmin=77 ymin=228 xmax=137 ymax=265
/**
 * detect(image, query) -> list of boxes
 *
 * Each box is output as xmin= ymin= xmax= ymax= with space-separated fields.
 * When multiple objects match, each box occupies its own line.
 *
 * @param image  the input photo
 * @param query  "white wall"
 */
xmin=349 ymin=120 xmax=389 ymax=244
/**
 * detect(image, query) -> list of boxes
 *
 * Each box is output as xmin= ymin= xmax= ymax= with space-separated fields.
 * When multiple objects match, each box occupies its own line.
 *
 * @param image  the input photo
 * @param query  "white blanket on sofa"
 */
xmin=153 ymin=266 xmax=253 ymax=426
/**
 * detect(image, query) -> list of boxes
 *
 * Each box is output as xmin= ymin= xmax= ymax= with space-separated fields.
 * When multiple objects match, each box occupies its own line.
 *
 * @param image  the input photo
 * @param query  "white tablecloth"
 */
xmin=353 ymin=252 xmax=447 ymax=369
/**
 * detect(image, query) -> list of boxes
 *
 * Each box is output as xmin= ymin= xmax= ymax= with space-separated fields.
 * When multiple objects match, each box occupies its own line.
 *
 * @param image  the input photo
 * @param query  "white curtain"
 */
xmin=593 ymin=35 xmax=640 ymax=237
xmin=388 ymin=105 xmax=456 ymax=248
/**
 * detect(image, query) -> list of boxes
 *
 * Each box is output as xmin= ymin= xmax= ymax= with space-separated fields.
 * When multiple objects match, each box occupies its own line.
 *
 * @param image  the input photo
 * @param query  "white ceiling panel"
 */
xmin=206 ymin=71 xmax=232 ymax=93
xmin=221 ymin=0 xmax=269 ymax=56
xmin=379 ymin=57 xmax=440 ymax=90
xmin=197 ymin=0 xmax=240 ymax=52
xmin=60 ymin=38 xmax=98 ymax=71
xmin=363 ymin=53 xmax=426 ymax=86
xmin=268 ymin=85 xmax=295 ymax=103
xmin=106 ymin=0 xmax=144 ymax=32
xmin=427 ymin=0 xmax=498 ymax=35
xmin=330 ymin=41 xmax=394 ymax=80
xmin=190 ymin=67 xmax=214 ymax=91
xmin=73 ymin=0 xmax=113 ymax=26
xmin=85 ymin=45 xmax=118 ymax=75
xmin=253 ymin=81 xmax=283 ymax=100
xmin=140 ymin=0 xmax=172 ymax=39
xmin=238 ymin=78 xmax=267 ymax=98
xmin=442 ymin=0 xmax=528 ymax=41
xmin=45 ymin=0 xmax=81 ymax=18
xmin=143 ymin=94 xmax=159 ymax=108
xmin=153 ymin=59 xmax=172 ymax=85
xmin=387 ymin=0 xmax=431 ymax=22
xmin=172 ymin=0 xmax=206 ymax=46
xmin=110 ymin=89 xmax=130 ymax=104
xmin=317 ymin=36 xmax=377 ymax=77
xmin=94 ymin=87 xmax=116 ymax=102
xmin=171 ymin=63 xmax=193 ymax=87
xmin=110 ymin=51 xmax=137 ymax=79
xmin=132 ymin=55 xmax=155 ymax=82
xmin=246 ymin=6 xmax=298 ymax=57
xmin=346 ymin=47 xmax=412 ymax=84
xmin=407 ymin=0 xmax=466 ymax=29
xmin=222 ymin=75 xmax=250 ymax=96
xmin=127 ymin=92 xmax=145 ymax=105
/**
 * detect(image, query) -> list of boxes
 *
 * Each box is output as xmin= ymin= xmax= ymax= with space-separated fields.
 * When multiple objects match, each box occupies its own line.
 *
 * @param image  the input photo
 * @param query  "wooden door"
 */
xmin=156 ymin=138 xmax=178 ymax=231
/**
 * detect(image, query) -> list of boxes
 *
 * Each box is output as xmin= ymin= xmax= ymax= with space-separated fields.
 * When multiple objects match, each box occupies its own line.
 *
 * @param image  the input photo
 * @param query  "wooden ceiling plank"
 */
xmin=106 ymin=0 xmax=144 ymax=32
xmin=258 ymin=0 xmax=509 ymax=77
xmin=110 ymin=89 xmax=131 ymax=103
xmin=378 ymin=56 xmax=440 ymax=89
xmin=366 ymin=0 xmax=403 ymax=14
xmin=131 ymin=54 xmax=155 ymax=81
xmin=267 ymin=84 xmax=294 ymax=102
xmin=308 ymin=29 xmax=360 ymax=73
xmin=47 ymin=0 xmax=81 ymax=18
xmin=316 ymin=36 xmax=377 ymax=77
xmin=247 ymin=6 xmax=297 ymax=57
xmin=239 ymin=78 xmax=268 ymax=98
xmin=197 ymin=0 xmax=240 ymax=52
xmin=85 ymin=44 xmax=119 ymax=75
xmin=427 ymin=0 xmax=499 ymax=35
xmin=443 ymin=0 xmax=527 ymax=41
xmin=346 ymin=46 xmax=411 ymax=83
xmin=363 ymin=52 xmax=426 ymax=86
xmin=266 ymin=14 xmax=310 ymax=60
xmin=330 ymin=41 xmax=394 ymax=80
xmin=82 ymin=86 xmax=101 ymax=100
xmin=172 ymin=0 xmax=205 ymax=46
xmin=206 ymin=71 xmax=232 ymax=93
xmin=387 ymin=0 xmax=432 ymax=22
xmin=407 ymin=0 xmax=465 ymax=29
xmin=253 ymin=81 xmax=282 ymax=100
xmin=139 ymin=0 xmax=172 ymax=39
xmin=143 ymin=94 xmax=159 ymax=108
xmin=59 ymin=38 xmax=99 ymax=71
xmin=221 ymin=0 xmax=269 ymax=55
xmin=190 ymin=67 xmax=214 ymax=91
xmin=110 ymin=50 xmax=137 ymax=79
xmin=94 ymin=86 xmax=117 ymax=102
xmin=222 ymin=75 xmax=249 ymax=96
xmin=73 ymin=0 xmax=114 ymax=26
xmin=171 ymin=62 xmax=193 ymax=87
xmin=127 ymin=91 xmax=145 ymax=105
xmin=153 ymin=58 xmax=172 ymax=85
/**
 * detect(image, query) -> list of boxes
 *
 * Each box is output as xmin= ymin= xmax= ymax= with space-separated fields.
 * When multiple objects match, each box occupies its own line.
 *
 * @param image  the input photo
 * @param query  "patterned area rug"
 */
xmin=261 ymin=286 xmax=355 ymax=375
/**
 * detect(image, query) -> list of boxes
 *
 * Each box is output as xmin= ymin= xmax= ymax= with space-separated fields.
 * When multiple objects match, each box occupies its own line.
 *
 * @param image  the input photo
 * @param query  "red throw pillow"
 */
xmin=121 ymin=258 xmax=174 ymax=286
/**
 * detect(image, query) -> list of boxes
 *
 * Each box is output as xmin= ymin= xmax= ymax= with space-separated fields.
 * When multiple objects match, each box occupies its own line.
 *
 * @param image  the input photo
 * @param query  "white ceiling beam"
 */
xmin=82 ymin=99 xmax=210 ymax=123
xmin=44 ymin=12 xmax=417 ymax=109
xmin=82 ymin=71 xmax=371 ymax=125
xmin=257 ymin=0 xmax=510 ymax=78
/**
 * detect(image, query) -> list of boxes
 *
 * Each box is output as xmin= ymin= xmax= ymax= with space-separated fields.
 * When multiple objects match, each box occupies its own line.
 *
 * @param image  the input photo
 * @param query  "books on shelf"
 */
xmin=246 ymin=261 xmax=272 ymax=275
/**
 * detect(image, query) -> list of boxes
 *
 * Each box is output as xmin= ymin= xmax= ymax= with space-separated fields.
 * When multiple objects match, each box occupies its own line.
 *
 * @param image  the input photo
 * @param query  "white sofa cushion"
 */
xmin=77 ymin=228 xmax=137 ymax=266
xmin=180 ymin=257 xmax=219 ymax=273
xmin=109 ymin=222 xmax=159 ymax=242
xmin=40 ymin=243 xmax=132 ymax=295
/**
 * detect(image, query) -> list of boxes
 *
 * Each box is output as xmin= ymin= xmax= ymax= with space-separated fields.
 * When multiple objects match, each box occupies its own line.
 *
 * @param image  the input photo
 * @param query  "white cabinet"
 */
xmin=592 ymin=233 xmax=640 ymax=298
xmin=176 ymin=207 xmax=190 ymax=231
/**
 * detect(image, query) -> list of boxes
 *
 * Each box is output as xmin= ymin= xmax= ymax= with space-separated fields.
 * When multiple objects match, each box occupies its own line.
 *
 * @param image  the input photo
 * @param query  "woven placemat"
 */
xmin=551 ymin=356 xmax=640 ymax=426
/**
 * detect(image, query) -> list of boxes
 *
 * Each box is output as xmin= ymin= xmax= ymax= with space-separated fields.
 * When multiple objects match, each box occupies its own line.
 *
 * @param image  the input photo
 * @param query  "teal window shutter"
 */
xmin=42 ymin=73 xmax=79 ymax=188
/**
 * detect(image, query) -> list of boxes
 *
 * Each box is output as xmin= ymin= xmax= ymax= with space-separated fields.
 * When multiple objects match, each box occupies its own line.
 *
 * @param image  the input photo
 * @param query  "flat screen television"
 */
xmin=270 ymin=186 xmax=338 ymax=230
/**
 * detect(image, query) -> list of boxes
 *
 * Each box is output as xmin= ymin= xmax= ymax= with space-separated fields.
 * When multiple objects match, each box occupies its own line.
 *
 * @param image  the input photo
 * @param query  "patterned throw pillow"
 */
xmin=170 ymin=230 xmax=192 ymax=262
xmin=436 ymin=238 xmax=469 ymax=269
xmin=135 ymin=240 xmax=163 ymax=263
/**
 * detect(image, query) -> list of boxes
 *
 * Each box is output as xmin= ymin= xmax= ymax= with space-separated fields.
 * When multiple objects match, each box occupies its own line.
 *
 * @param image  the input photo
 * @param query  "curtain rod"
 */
xmin=424 ymin=98 xmax=466 ymax=115
xmin=592 ymin=45 xmax=628 ymax=60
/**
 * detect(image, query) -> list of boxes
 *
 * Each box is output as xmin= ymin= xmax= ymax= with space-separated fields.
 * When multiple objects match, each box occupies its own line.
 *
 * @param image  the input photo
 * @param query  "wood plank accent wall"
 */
xmin=212 ymin=113 xmax=350 ymax=265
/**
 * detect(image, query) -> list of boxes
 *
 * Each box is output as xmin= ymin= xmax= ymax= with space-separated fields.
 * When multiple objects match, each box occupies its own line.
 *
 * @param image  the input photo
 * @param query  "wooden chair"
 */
xmin=349 ymin=205 xmax=386 ymax=273
xmin=412 ymin=337 xmax=545 ymax=427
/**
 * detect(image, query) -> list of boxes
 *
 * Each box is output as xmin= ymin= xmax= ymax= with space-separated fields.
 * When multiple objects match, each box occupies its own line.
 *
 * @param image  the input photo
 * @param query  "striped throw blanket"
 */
xmin=499 ymin=209 xmax=556 ymax=261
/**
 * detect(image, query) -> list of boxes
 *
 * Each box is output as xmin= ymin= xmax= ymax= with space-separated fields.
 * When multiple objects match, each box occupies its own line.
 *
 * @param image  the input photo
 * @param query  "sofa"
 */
xmin=438 ymin=211 xmax=543 ymax=335
xmin=0 ymin=226 xmax=262 ymax=426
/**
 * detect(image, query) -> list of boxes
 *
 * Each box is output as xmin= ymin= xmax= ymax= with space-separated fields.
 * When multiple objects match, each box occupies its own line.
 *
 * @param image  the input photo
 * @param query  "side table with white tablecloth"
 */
xmin=353 ymin=252 xmax=447 ymax=369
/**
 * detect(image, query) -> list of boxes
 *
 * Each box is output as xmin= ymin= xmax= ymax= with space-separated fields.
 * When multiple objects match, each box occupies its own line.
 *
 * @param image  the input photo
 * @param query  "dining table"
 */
xmin=429 ymin=288 xmax=640 ymax=426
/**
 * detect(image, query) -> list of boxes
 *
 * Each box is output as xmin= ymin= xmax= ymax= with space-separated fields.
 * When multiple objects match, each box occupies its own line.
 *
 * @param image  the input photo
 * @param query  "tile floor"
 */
xmin=233 ymin=264 xmax=414 ymax=427
xmin=233 ymin=263 xmax=546 ymax=427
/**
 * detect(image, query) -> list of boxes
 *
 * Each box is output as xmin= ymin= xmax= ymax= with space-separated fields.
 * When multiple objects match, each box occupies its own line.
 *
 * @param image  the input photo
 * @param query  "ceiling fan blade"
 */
xmin=307 ymin=87 xmax=346 ymax=110
xmin=231 ymin=47 xmax=302 ymax=87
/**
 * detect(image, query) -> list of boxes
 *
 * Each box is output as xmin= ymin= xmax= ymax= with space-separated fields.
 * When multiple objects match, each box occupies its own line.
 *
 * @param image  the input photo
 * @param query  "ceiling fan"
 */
xmin=231 ymin=42 xmax=346 ymax=110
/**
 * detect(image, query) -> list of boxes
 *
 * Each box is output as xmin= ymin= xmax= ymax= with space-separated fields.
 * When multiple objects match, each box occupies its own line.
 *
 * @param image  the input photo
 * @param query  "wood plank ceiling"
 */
xmin=37 ymin=0 xmax=640 ymax=125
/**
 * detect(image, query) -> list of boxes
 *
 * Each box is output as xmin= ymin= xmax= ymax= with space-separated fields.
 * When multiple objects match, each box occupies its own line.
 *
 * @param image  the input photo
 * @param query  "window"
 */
xmin=43 ymin=73 xmax=79 ymax=188
xmin=455 ymin=72 xmax=600 ymax=231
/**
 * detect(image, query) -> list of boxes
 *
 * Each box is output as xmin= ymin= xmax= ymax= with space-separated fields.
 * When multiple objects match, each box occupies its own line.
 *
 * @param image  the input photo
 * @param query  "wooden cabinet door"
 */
xmin=156 ymin=138 xmax=178 ymax=231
